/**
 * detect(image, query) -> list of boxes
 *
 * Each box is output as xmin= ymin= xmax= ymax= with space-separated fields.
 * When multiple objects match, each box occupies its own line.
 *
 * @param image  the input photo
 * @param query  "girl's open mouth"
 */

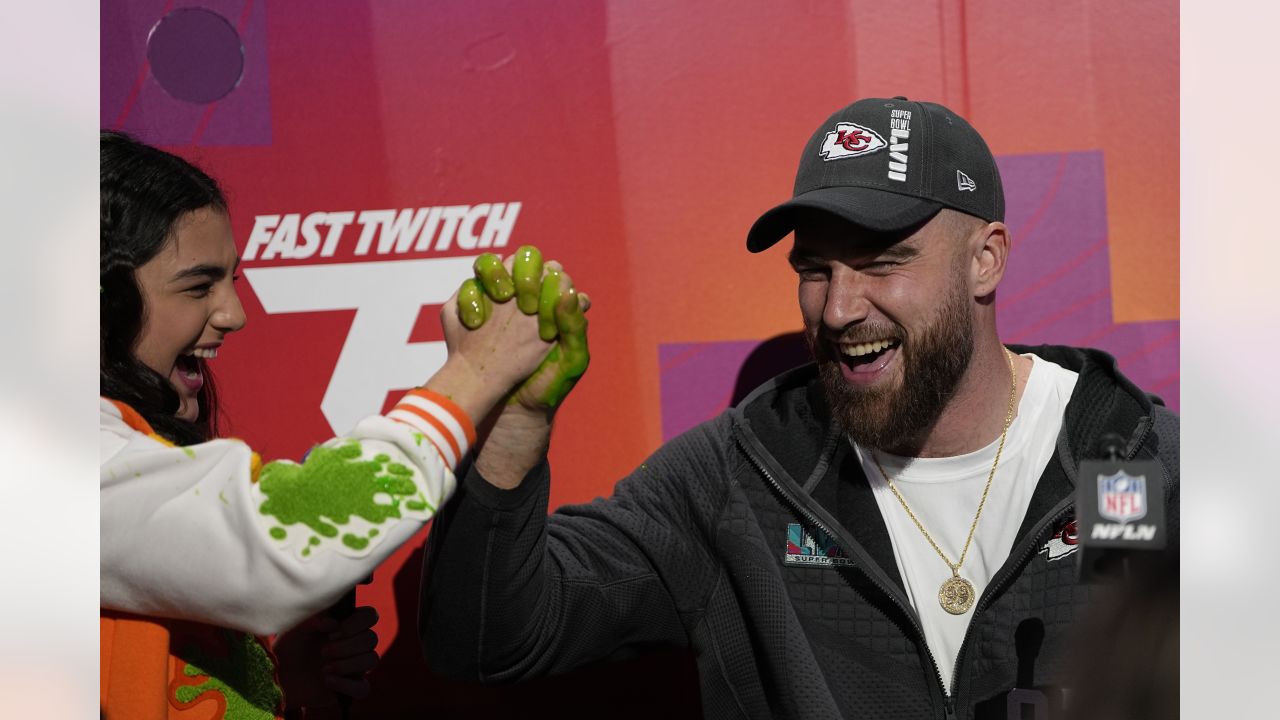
xmin=173 ymin=353 xmax=205 ymax=393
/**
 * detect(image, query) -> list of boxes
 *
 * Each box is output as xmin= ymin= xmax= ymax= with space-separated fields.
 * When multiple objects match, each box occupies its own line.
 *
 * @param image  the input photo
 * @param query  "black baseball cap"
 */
xmin=746 ymin=96 xmax=1005 ymax=252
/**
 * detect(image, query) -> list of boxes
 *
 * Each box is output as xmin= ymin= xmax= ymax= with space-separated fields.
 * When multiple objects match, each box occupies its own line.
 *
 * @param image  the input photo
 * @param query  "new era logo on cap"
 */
xmin=819 ymin=122 xmax=887 ymax=161
xmin=746 ymin=96 xmax=1006 ymax=252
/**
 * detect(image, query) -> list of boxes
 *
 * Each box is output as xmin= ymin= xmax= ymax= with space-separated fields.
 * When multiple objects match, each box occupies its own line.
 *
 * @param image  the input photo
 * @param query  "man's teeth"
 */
xmin=840 ymin=339 xmax=898 ymax=357
xmin=190 ymin=348 xmax=218 ymax=359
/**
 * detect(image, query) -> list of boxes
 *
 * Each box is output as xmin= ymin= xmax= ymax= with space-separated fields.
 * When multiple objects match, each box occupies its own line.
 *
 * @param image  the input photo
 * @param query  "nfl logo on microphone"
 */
xmin=1098 ymin=471 xmax=1147 ymax=523
xmin=1078 ymin=459 xmax=1164 ymax=549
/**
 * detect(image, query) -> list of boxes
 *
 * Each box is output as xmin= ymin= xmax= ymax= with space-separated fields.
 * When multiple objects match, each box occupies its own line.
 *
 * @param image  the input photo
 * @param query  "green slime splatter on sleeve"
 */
xmin=173 ymin=630 xmax=282 ymax=720
xmin=257 ymin=441 xmax=431 ymax=544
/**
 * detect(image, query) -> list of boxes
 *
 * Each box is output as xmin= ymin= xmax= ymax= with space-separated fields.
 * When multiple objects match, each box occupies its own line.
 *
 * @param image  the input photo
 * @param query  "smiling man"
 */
xmin=419 ymin=98 xmax=1180 ymax=719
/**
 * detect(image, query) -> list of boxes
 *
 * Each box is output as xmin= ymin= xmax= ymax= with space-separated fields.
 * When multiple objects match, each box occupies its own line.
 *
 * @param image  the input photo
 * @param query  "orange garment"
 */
xmin=100 ymin=400 xmax=283 ymax=720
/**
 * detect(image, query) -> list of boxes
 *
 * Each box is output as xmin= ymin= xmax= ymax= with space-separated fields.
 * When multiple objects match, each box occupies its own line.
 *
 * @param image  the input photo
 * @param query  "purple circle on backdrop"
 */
xmin=147 ymin=7 xmax=244 ymax=104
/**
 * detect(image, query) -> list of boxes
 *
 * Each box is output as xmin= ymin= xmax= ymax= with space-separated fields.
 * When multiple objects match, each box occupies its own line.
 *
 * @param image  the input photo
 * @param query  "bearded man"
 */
xmin=418 ymin=97 xmax=1180 ymax=720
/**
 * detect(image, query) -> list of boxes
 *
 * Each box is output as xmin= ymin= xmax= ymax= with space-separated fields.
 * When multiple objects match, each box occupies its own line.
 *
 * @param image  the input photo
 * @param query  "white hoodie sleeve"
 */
xmin=99 ymin=389 xmax=473 ymax=636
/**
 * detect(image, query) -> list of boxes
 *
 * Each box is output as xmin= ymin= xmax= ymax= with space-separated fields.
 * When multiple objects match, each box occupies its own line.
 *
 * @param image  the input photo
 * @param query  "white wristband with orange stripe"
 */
xmin=387 ymin=388 xmax=478 ymax=470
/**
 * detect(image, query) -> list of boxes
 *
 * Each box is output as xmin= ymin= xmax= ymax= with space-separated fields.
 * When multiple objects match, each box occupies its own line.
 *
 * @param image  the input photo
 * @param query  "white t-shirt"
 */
xmin=852 ymin=354 xmax=1078 ymax=693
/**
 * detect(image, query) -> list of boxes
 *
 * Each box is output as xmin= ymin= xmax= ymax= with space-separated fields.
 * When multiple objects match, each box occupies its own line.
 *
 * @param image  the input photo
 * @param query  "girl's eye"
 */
xmin=185 ymin=283 xmax=213 ymax=297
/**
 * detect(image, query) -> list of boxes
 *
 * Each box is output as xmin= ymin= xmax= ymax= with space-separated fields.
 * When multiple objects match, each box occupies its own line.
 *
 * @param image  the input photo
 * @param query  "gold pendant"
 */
xmin=938 ymin=575 xmax=975 ymax=615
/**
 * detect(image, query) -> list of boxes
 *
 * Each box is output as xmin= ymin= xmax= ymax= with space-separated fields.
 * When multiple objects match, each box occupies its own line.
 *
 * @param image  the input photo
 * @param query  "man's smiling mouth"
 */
xmin=838 ymin=338 xmax=900 ymax=366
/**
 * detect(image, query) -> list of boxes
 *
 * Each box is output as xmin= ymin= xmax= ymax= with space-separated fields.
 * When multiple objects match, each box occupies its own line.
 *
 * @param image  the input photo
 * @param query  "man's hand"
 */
xmin=509 ymin=259 xmax=590 ymax=411
xmin=451 ymin=247 xmax=591 ymax=489
xmin=274 ymin=606 xmax=379 ymax=714
xmin=424 ymin=246 xmax=582 ymax=423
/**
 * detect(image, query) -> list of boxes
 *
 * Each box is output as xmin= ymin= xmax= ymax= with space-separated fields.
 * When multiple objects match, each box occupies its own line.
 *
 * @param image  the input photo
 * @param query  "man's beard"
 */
xmin=809 ymin=281 xmax=974 ymax=455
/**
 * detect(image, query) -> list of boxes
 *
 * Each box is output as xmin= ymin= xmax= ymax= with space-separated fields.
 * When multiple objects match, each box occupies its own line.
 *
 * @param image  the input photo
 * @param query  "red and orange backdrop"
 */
xmin=102 ymin=1 xmax=1177 ymax=716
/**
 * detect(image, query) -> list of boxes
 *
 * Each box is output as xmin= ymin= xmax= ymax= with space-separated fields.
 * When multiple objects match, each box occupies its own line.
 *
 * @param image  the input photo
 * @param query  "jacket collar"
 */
xmin=731 ymin=344 xmax=1160 ymax=486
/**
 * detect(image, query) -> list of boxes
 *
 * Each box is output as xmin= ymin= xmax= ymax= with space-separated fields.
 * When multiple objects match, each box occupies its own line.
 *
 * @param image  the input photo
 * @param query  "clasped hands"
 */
xmin=444 ymin=245 xmax=590 ymax=413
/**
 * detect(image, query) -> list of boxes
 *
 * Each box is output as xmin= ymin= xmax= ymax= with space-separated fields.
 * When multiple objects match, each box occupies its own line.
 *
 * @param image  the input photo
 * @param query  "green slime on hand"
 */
xmin=258 ymin=442 xmax=430 ymax=546
xmin=512 ymin=245 xmax=544 ymax=314
xmin=537 ymin=269 xmax=563 ymax=342
xmin=473 ymin=253 xmax=515 ymax=301
xmin=516 ymin=288 xmax=590 ymax=409
xmin=463 ymin=242 xmax=589 ymax=409
xmin=173 ymin=630 xmax=282 ymax=720
xmin=458 ymin=278 xmax=492 ymax=330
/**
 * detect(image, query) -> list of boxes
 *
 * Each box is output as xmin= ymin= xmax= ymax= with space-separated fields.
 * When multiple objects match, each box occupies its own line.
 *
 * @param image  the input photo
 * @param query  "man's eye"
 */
xmin=185 ymin=284 xmax=213 ymax=297
xmin=863 ymin=261 xmax=897 ymax=273
xmin=794 ymin=266 xmax=827 ymax=280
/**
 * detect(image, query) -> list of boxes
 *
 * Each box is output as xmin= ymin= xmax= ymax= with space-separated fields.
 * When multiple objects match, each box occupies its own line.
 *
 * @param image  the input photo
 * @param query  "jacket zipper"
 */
xmin=947 ymin=502 xmax=1073 ymax=697
xmin=947 ymin=419 xmax=1150 ymax=703
xmin=737 ymin=433 xmax=954 ymax=717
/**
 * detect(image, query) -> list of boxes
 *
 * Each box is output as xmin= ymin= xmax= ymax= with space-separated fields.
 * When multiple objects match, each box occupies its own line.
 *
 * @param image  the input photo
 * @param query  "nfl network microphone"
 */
xmin=1075 ymin=433 xmax=1168 ymax=583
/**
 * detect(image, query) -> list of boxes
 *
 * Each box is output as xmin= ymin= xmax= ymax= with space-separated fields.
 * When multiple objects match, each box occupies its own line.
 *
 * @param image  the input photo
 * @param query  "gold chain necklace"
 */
xmin=872 ymin=349 xmax=1018 ymax=616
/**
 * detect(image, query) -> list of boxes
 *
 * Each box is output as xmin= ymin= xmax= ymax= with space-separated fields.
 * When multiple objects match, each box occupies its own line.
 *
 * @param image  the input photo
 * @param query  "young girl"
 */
xmin=99 ymin=132 xmax=586 ymax=719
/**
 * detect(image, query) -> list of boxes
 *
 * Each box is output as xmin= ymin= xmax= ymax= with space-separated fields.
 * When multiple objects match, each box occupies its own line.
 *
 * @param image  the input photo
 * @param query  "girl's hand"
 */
xmin=275 ymin=606 xmax=380 ymax=713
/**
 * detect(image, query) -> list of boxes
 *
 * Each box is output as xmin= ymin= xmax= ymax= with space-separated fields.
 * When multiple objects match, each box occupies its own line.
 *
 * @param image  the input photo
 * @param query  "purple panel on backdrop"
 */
xmin=993 ymin=151 xmax=1179 ymax=406
xmin=101 ymin=0 xmax=272 ymax=146
xmin=659 ymin=341 xmax=762 ymax=441
xmin=659 ymin=150 xmax=1179 ymax=441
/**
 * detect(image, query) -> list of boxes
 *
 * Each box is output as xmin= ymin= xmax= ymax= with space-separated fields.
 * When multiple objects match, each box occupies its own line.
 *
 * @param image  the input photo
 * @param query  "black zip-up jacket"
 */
xmin=420 ymin=346 xmax=1180 ymax=719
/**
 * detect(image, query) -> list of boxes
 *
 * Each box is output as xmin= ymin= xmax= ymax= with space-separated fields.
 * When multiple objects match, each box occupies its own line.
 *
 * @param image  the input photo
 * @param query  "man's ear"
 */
xmin=971 ymin=221 xmax=1011 ymax=297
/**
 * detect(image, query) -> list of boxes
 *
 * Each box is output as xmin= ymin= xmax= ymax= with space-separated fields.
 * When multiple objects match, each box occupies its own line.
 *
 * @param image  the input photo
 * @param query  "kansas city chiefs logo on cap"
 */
xmin=819 ymin=122 xmax=887 ymax=161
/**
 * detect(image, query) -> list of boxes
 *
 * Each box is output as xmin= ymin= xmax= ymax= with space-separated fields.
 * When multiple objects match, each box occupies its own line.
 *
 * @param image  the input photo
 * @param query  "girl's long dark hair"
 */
xmin=100 ymin=131 xmax=227 ymax=445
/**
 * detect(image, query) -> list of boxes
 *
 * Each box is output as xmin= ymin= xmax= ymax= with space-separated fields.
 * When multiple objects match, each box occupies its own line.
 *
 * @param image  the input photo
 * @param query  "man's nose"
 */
xmin=822 ymin=267 xmax=872 ymax=331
